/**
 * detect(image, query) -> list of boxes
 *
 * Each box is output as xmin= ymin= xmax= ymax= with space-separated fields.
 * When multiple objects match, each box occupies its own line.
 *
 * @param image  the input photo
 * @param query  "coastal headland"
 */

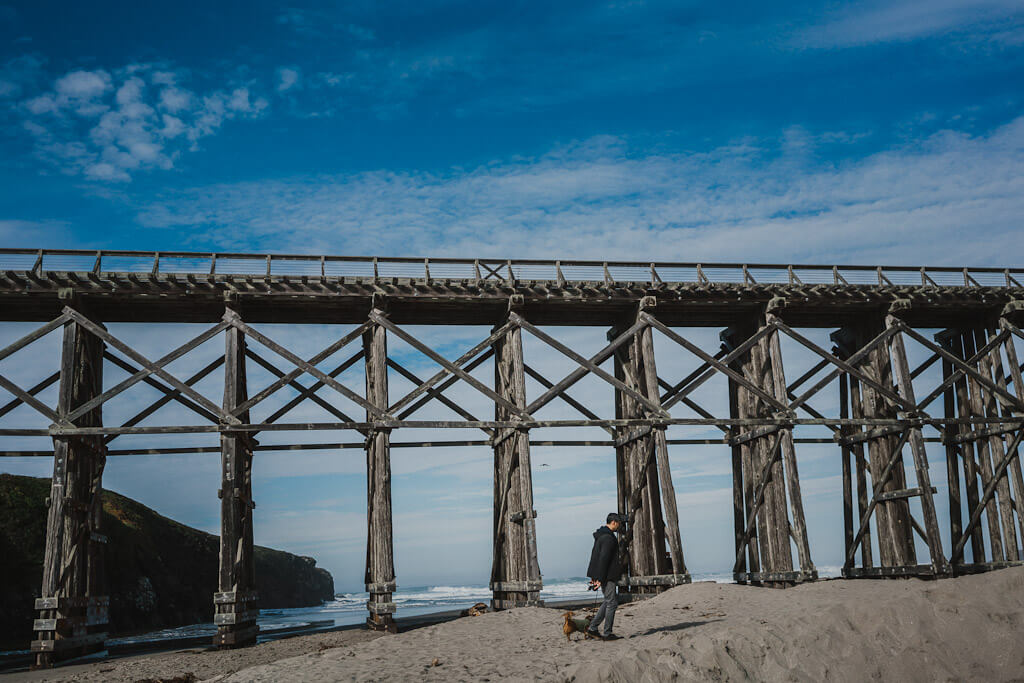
xmin=8 ymin=565 xmax=1023 ymax=682
xmin=0 ymin=474 xmax=334 ymax=650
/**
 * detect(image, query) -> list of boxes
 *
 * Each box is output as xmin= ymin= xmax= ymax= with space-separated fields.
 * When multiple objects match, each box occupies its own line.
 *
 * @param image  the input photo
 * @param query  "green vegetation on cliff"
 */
xmin=0 ymin=474 xmax=334 ymax=649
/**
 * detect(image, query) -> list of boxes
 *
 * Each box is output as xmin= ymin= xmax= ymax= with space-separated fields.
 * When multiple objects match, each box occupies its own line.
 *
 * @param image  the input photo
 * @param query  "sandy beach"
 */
xmin=7 ymin=566 xmax=1024 ymax=682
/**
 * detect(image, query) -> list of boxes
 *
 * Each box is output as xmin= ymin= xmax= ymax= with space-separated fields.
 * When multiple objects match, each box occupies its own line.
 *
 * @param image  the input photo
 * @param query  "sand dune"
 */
xmin=13 ymin=567 xmax=1024 ymax=682
xmin=212 ymin=567 xmax=1024 ymax=682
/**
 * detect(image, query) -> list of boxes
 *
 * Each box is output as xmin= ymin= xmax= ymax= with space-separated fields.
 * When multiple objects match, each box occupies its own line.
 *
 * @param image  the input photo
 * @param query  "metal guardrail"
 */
xmin=0 ymin=248 xmax=1021 ymax=288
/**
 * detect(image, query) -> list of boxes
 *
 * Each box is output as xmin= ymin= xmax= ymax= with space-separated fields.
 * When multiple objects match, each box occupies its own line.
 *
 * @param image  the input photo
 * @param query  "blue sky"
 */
xmin=1 ymin=1 xmax=1024 ymax=591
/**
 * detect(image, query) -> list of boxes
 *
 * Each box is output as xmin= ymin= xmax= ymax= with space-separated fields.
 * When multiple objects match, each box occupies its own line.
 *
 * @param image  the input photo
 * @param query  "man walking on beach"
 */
xmin=586 ymin=513 xmax=624 ymax=641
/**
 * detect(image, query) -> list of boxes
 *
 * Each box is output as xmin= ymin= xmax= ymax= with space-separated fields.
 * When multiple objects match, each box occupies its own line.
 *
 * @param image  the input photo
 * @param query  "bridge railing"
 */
xmin=0 ymin=247 xmax=1020 ymax=287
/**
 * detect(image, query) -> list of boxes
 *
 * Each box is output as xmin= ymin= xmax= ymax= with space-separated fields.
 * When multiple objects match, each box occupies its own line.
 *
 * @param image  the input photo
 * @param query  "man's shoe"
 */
xmin=584 ymin=629 xmax=601 ymax=640
xmin=602 ymin=634 xmax=622 ymax=641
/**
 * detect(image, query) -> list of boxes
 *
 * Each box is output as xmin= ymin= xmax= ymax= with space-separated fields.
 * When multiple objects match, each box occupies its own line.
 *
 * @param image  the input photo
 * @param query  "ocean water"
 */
xmin=110 ymin=567 xmax=841 ymax=646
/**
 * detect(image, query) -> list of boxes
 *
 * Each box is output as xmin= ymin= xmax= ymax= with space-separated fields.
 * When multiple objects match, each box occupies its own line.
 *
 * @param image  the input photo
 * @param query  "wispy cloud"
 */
xmin=137 ymin=115 xmax=1024 ymax=265
xmin=17 ymin=63 xmax=269 ymax=182
xmin=797 ymin=0 xmax=1024 ymax=48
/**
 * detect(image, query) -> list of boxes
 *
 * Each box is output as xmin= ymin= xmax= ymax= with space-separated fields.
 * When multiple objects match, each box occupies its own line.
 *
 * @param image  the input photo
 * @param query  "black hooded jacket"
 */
xmin=586 ymin=526 xmax=623 ymax=583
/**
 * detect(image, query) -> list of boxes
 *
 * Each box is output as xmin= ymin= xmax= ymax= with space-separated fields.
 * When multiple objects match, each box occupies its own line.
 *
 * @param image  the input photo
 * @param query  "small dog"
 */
xmin=562 ymin=611 xmax=593 ymax=642
xmin=460 ymin=602 xmax=488 ymax=617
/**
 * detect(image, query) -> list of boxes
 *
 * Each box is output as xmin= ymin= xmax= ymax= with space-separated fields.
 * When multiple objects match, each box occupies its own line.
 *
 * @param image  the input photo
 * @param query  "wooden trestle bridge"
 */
xmin=2 ymin=249 xmax=1024 ymax=666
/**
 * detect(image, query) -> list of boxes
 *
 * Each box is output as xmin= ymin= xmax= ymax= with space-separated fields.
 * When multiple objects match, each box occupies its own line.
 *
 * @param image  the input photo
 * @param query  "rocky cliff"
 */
xmin=0 ymin=474 xmax=334 ymax=649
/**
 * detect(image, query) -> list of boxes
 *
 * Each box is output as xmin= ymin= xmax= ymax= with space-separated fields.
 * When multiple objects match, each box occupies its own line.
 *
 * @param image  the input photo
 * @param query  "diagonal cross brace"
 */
xmin=388 ymin=320 xmax=515 ymax=415
xmin=387 ymin=357 xmax=491 ymax=435
xmin=246 ymin=348 xmax=361 ymax=427
xmin=0 ymin=312 xmax=71 ymax=364
xmin=777 ymin=322 xmax=911 ymax=414
xmin=0 ymin=372 xmax=65 ymax=424
xmin=64 ymin=308 xmax=236 ymax=424
xmin=662 ymin=324 xmax=778 ymax=413
xmin=370 ymin=310 xmax=531 ymax=420
xmin=227 ymin=315 xmax=374 ymax=418
xmin=642 ymin=313 xmax=790 ymax=415
xmin=909 ymin=324 xmax=1018 ymax=413
xmin=843 ymin=428 xmax=913 ymax=567
xmin=952 ymin=428 xmax=1024 ymax=562
xmin=0 ymin=371 xmax=58 ymax=420
xmin=397 ymin=349 xmax=494 ymax=419
xmin=514 ymin=313 xmax=665 ymax=417
xmin=524 ymin=361 xmax=612 ymax=434
xmin=104 ymin=355 xmax=225 ymax=443
xmin=261 ymin=350 xmax=365 ymax=428
xmin=102 ymin=352 xmax=222 ymax=426
xmin=732 ymin=430 xmax=786 ymax=572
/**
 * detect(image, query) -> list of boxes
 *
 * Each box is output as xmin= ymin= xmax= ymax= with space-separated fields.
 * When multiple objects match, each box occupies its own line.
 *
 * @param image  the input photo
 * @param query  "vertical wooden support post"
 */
xmin=947 ymin=330 xmax=986 ymax=562
xmin=839 ymin=373 xmax=855 ymax=559
xmin=885 ymin=308 xmax=947 ymax=574
xmin=34 ymin=303 xmax=108 ymax=667
xmin=364 ymin=308 xmax=397 ymax=630
xmin=937 ymin=335 xmax=964 ymax=555
xmin=612 ymin=321 xmax=667 ymax=595
xmin=214 ymin=305 xmax=258 ymax=648
xmin=833 ymin=328 xmax=874 ymax=569
xmin=491 ymin=296 xmax=542 ymax=608
xmin=840 ymin=316 xmax=916 ymax=569
xmin=724 ymin=309 xmax=802 ymax=584
xmin=765 ymin=304 xmax=814 ymax=579
xmin=961 ymin=329 xmax=1005 ymax=561
xmin=723 ymin=322 xmax=761 ymax=579
xmin=636 ymin=297 xmax=689 ymax=583
xmin=996 ymin=314 xmax=1024 ymax=549
xmin=974 ymin=327 xmax=1020 ymax=562
xmin=727 ymin=354 xmax=747 ymax=576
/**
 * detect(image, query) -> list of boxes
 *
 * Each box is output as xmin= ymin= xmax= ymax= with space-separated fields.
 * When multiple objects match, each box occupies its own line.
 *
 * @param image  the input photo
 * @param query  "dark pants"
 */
xmin=587 ymin=580 xmax=618 ymax=636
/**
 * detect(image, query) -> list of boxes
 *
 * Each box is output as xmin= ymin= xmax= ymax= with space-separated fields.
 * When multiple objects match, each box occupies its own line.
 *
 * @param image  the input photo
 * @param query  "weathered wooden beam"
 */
xmin=36 ymin=310 xmax=107 ymax=668
xmin=886 ymin=312 xmax=948 ymax=573
xmin=765 ymin=310 xmax=815 ymax=579
xmin=637 ymin=308 xmax=689 ymax=581
xmin=214 ymin=310 xmax=257 ymax=649
xmin=491 ymin=309 xmax=542 ymax=609
xmin=364 ymin=311 xmax=396 ymax=632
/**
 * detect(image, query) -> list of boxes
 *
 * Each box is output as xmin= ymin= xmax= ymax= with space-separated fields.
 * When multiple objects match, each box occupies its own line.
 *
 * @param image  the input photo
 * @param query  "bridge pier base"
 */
xmin=34 ymin=308 xmax=109 ymax=668
xmin=490 ymin=306 xmax=543 ymax=609
xmin=364 ymin=312 xmax=397 ymax=631
xmin=214 ymin=310 xmax=258 ymax=648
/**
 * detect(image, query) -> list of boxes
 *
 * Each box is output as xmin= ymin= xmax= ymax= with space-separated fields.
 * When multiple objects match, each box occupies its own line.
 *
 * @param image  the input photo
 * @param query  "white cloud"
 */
xmin=276 ymin=67 xmax=300 ymax=93
xmin=17 ymin=64 xmax=269 ymax=182
xmin=138 ymin=115 xmax=1024 ymax=266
